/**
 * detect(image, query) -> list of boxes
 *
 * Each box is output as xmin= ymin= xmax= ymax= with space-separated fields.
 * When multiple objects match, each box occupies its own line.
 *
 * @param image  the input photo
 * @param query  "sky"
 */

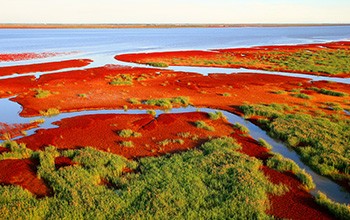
xmin=1 ymin=0 xmax=350 ymax=24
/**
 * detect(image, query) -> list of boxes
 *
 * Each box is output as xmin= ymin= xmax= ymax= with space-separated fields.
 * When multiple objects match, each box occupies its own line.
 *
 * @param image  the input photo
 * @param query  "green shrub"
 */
xmin=34 ymin=89 xmax=52 ymax=98
xmin=39 ymin=108 xmax=60 ymax=116
xmin=208 ymin=111 xmax=226 ymax=120
xmin=194 ymin=121 xmax=215 ymax=131
xmin=145 ymin=62 xmax=169 ymax=67
xmin=144 ymin=97 xmax=190 ymax=109
xmin=292 ymin=93 xmax=312 ymax=100
xmin=0 ymin=138 xmax=289 ymax=219
xmin=118 ymin=129 xmax=142 ymax=138
xmin=309 ymin=87 xmax=348 ymax=97
xmin=120 ymin=141 xmax=134 ymax=148
xmin=0 ymin=141 xmax=33 ymax=160
xmin=241 ymin=103 xmax=350 ymax=183
xmin=315 ymin=192 xmax=350 ymax=220
xmin=158 ymin=139 xmax=184 ymax=147
xmin=108 ymin=74 xmax=133 ymax=86
xmin=267 ymin=154 xmax=315 ymax=190
xmin=233 ymin=122 xmax=250 ymax=133
xmin=257 ymin=138 xmax=272 ymax=150
xmin=128 ymin=98 xmax=141 ymax=105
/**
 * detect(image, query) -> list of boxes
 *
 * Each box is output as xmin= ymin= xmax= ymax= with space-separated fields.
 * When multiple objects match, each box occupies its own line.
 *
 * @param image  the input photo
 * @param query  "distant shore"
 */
xmin=1 ymin=23 xmax=350 ymax=29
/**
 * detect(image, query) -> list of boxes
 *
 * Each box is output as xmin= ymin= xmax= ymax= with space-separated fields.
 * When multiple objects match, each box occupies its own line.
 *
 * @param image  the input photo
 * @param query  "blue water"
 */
xmin=0 ymin=26 xmax=349 ymax=62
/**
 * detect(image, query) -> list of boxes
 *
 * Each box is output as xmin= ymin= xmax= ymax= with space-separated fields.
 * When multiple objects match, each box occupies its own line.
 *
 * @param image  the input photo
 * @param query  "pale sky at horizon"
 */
xmin=1 ymin=0 xmax=350 ymax=24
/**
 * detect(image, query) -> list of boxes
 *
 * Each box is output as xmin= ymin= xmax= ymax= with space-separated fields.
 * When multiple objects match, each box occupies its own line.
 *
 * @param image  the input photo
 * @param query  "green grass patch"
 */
xmin=257 ymin=138 xmax=272 ymax=150
xmin=0 ymin=141 xmax=33 ymax=160
xmin=267 ymin=153 xmax=315 ymax=190
xmin=39 ymin=108 xmax=60 ymax=117
xmin=194 ymin=121 xmax=215 ymax=131
xmin=107 ymin=74 xmax=134 ymax=86
xmin=0 ymin=138 xmax=290 ymax=219
xmin=292 ymin=93 xmax=312 ymax=100
xmin=233 ymin=122 xmax=250 ymax=134
xmin=315 ymin=192 xmax=350 ymax=220
xmin=118 ymin=129 xmax=142 ymax=138
xmin=128 ymin=98 xmax=141 ymax=105
xmin=120 ymin=141 xmax=134 ymax=148
xmin=34 ymin=89 xmax=52 ymax=98
xmin=309 ymin=87 xmax=348 ymax=97
xmin=208 ymin=111 xmax=226 ymax=120
xmin=145 ymin=62 xmax=169 ymax=67
xmin=241 ymin=103 xmax=350 ymax=183
xmin=158 ymin=139 xmax=184 ymax=147
xmin=144 ymin=96 xmax=190 ymax=109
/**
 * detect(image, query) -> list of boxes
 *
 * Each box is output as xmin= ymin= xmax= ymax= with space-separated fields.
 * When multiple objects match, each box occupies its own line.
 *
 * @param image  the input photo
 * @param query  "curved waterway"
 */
xmin=0 ymin=97 xmax=349 ymax=204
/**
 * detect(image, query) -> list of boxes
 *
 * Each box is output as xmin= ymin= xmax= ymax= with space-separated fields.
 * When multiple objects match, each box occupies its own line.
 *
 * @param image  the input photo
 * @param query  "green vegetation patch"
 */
xmin=260 ymin=49 xmax=350 ymax=75
xmin=194 ymin=120 xmax=215 ymax=131
xmin=107 ymin=74 xmax=134 ymax=86
xmin=120 ymin=141 xmax=134 ymax=148
xmin=144 ymin=96 xmax=190 ymax=109
xmin=309 ymin=87 xmax=348 ymax=97
xmin=267 ymin=153 xmax=315 ymax=190
xmin=158 ymin=139 xmax=184 ymax=146
xmin=34 ymin=89 xmax=52 ymax=98
xmin=145 ymin=62 xmax=169 ymax=67
xmin=0 ymin=138 xmax=288 ymax=219
xmin=315 ymin=192 xmax=350 ymax=220
xmin=39 ymin=108 xmax=60 ymax=117
xmin=0 ymin=141 xmax=33 ymax=160
xmin=118 ymin=129 xmax=142 ymax=138
xmin=208 ymin=111 xmax=226 ymax=120
xmin=241 ymin=103 xmax=350 ymax=183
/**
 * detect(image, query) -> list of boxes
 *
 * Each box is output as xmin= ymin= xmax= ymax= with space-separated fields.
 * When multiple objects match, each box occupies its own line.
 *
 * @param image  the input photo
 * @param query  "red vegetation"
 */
xmin=18 ymin=112 xmax=234 ymax=159
xmin=263 ymin=167 xmax=334 ymax=219
xmin=0 ymin=159 xmax=52 ymax=197
xmin=0 ymin=59 xmax=92 ymax=77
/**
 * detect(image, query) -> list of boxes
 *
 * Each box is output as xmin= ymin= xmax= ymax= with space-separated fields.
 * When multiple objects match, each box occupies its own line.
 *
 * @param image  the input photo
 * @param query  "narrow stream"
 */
xmin=0 ymin=97 xmax=349 ymax=204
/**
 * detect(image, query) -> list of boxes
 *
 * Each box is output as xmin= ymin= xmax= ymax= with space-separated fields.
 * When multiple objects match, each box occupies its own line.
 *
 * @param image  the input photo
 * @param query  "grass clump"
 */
xmin=158 ymin=139 xmax=184 ymax=147
xmin=309 ymin=87 xmax=348 ymax=97
xmin=128 ymin=98 xmax=141 ymax=105
xmin=120 ymin=141 xmax=134 ymax=148
xmin=315 ymin=192 xmax=350 ymax=220
xmin=292 ymin=93 xmax=312 ymax=100
xmin=34 ymin=89 xmax=52 ymax=98
xmin=194 ymin=120 xmax=215 ymax=131
xmin=0 ymin=141 xmax=33 ymax=160
xmin=118 ymin=129 xmax=142 ymax=138
xmin=233 ymin=122 xmax=250 ymax=134
xmin=145 ymin=62 xmax=169 ymax=67
xmin=144 ymin=96 xmax=190 ymax=109
xmin=257 ymin=138 xmax=272 ymax=150
xmin=267 ymin=153 xmax=315 ymax=190
xmin=39 ymin=108 xmax=60 ymax=117
xmin=108 ymin=74 xmax=133 ymax=86
xmin=77 ymin=93 xmax=88 ymax=98
xmin=208 ymin=111 xmax=226 ymax=120
xmin=146 ymin=110 xmax=156 ymax=116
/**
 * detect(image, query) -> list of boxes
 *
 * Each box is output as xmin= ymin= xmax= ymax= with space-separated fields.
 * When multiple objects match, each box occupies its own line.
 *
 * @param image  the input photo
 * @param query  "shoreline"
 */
xmin=1 ymin=23 xmax=350 ymax=29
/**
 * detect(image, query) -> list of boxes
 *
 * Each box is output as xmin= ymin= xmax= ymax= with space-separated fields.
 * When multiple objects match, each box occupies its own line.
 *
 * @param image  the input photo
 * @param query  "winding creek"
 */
xmin=0 ymin=97 xmax=349 ymax=204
